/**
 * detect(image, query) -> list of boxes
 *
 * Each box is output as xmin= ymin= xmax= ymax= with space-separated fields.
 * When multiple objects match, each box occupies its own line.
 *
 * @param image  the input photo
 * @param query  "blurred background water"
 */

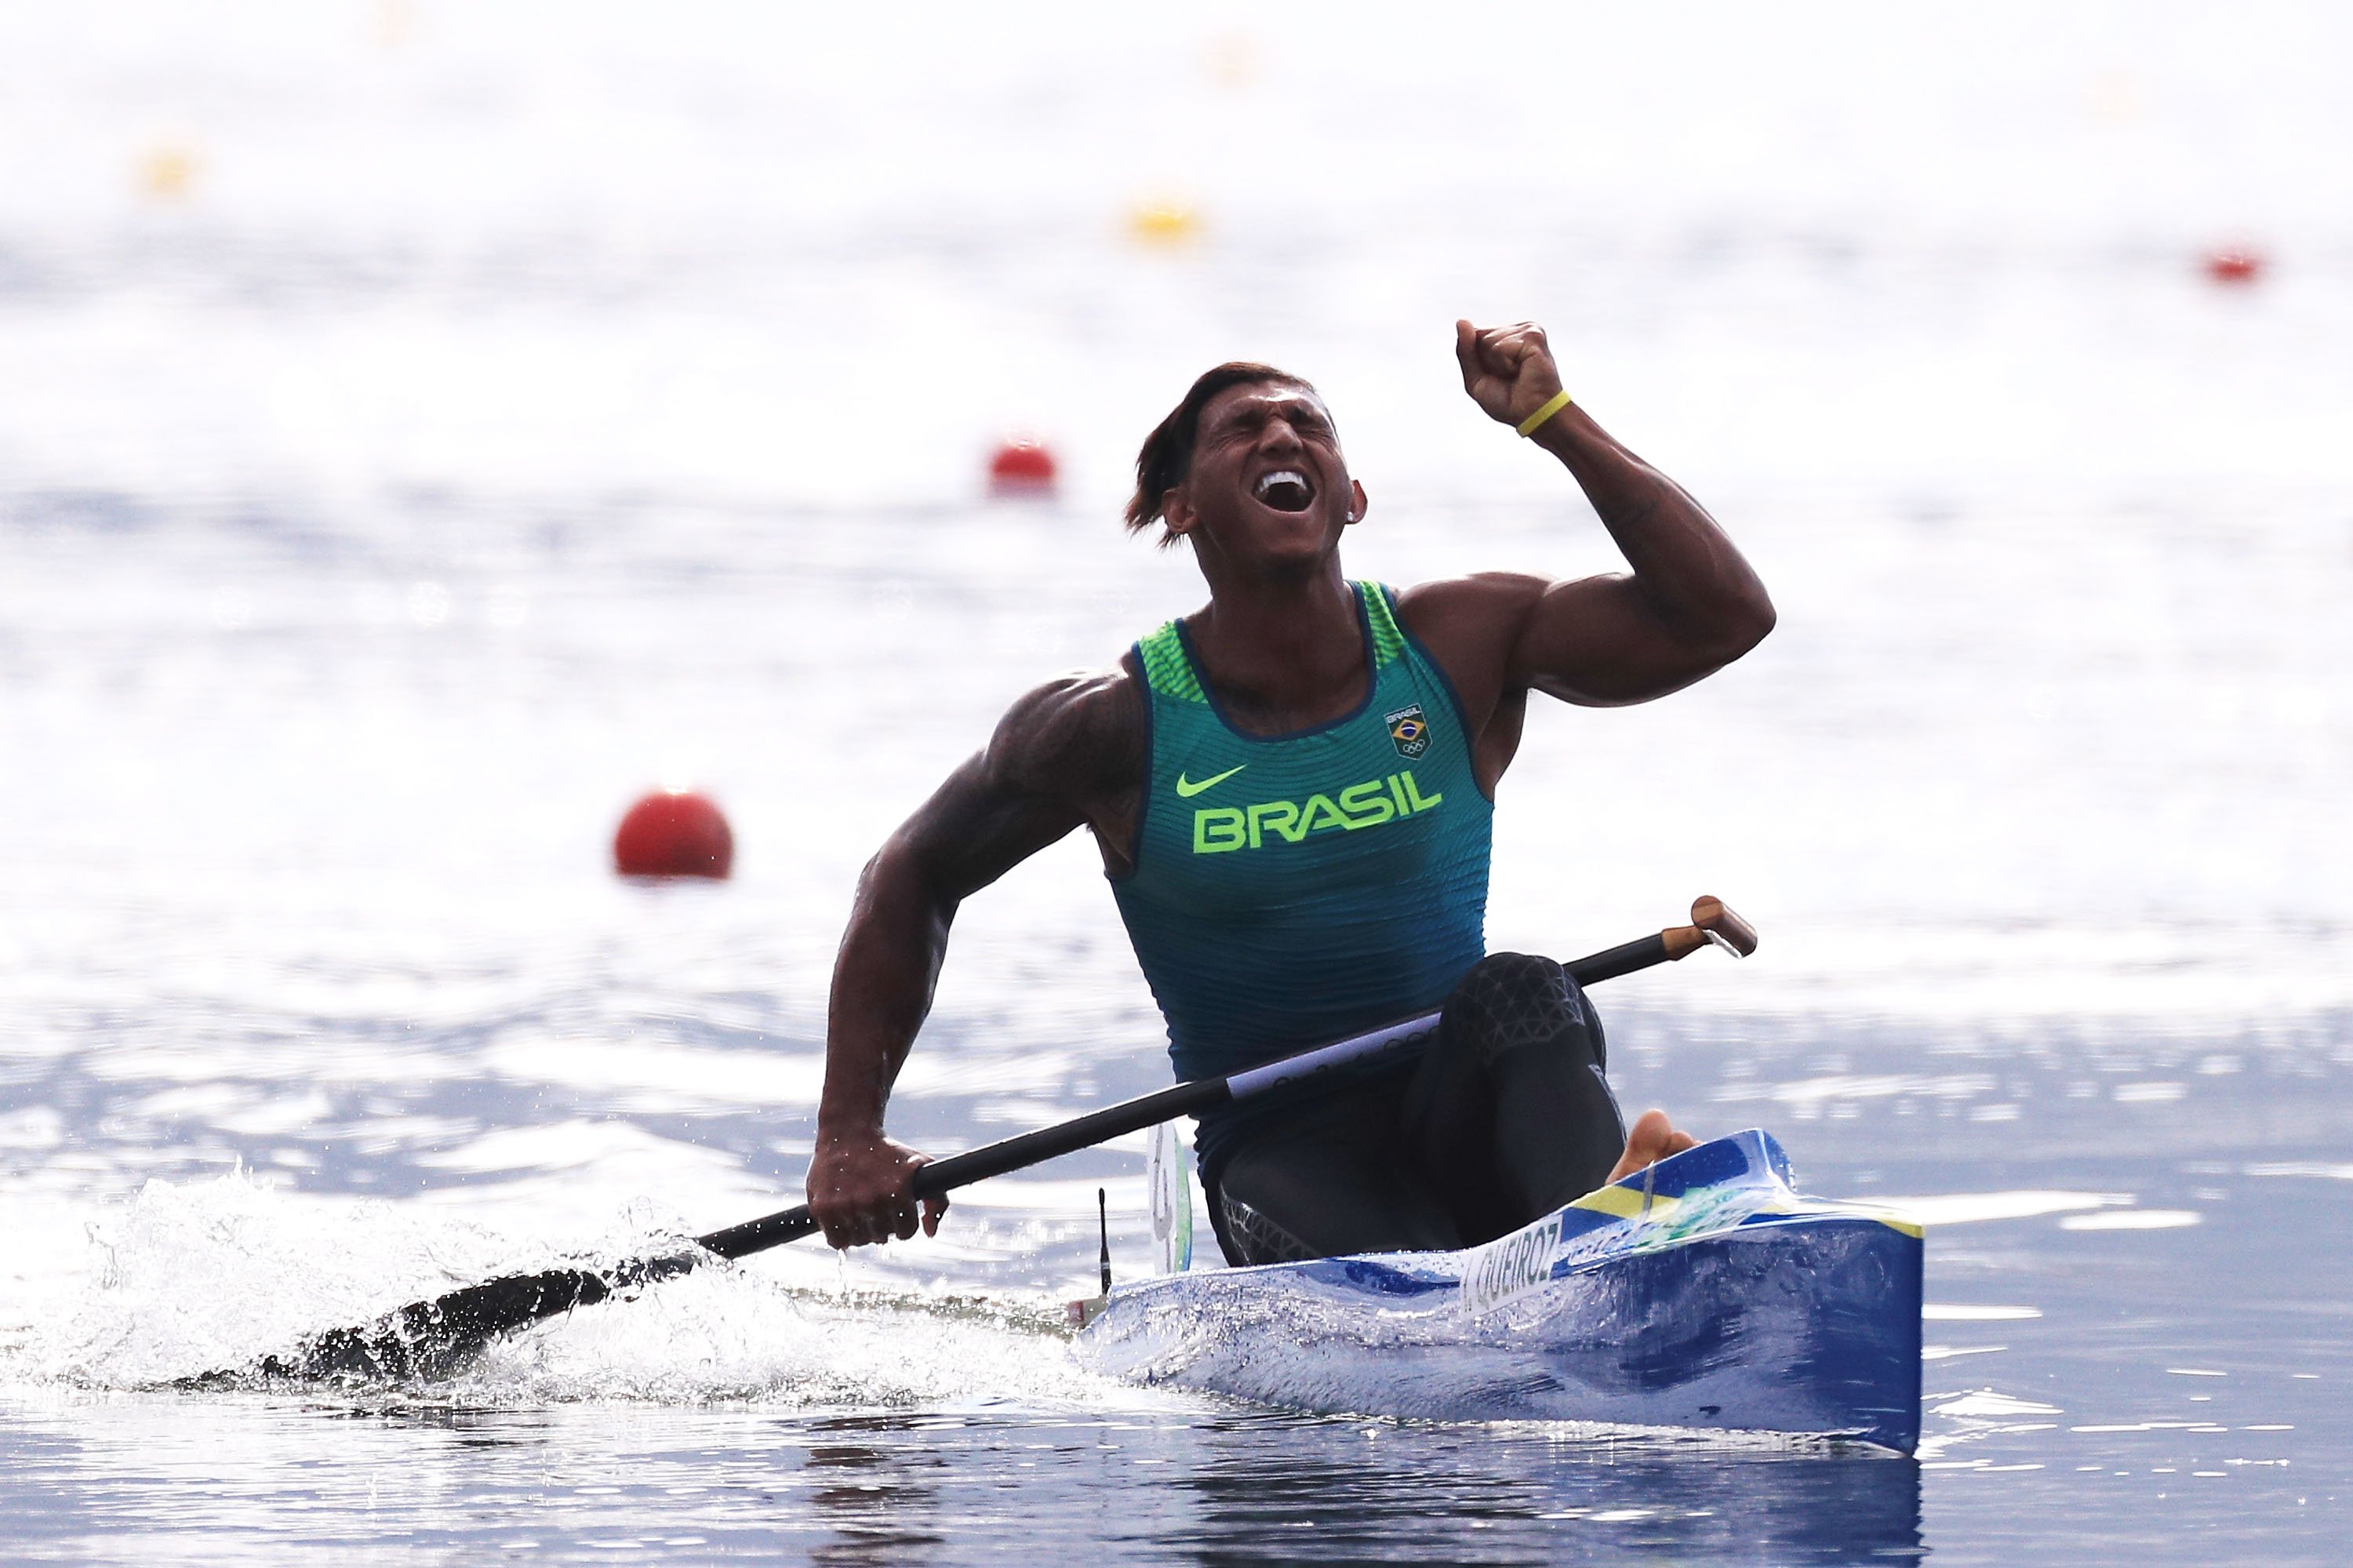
xmin=2 ymin=2 xmax=2349 ymax=1562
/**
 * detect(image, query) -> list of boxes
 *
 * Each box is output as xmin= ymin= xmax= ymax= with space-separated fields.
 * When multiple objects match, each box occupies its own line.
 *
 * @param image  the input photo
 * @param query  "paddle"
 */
xmin=246 ymin=896 xmax=1756 ymax=1383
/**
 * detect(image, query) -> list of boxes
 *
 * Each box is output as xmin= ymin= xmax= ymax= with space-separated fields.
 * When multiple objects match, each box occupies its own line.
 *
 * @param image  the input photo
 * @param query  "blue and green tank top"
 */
xmin=1109 ymin=581 xmax=1493 ymax=1170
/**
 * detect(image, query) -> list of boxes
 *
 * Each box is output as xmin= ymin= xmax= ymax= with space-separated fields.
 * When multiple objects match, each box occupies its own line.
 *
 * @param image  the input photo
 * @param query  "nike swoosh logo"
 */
xmin=1174 ymin=764 xmax=1247 ymax=798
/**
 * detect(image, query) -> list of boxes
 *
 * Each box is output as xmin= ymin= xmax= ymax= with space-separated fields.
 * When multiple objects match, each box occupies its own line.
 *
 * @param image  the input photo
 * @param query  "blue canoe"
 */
xmin=1080 ymin=1130 xmax=1924 ymax=1453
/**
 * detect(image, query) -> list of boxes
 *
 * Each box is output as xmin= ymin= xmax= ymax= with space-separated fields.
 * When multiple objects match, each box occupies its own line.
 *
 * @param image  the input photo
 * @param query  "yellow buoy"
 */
xmin=1127 ymin=197 xmax=1202 ymax=248
xmin=138 ymin=145 xmax=199 ymax=201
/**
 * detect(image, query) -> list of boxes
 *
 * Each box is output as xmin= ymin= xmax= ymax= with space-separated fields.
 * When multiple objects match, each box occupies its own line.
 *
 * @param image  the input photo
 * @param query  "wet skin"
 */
xmin=808 ymin=320 xmax=1772 ymax=1250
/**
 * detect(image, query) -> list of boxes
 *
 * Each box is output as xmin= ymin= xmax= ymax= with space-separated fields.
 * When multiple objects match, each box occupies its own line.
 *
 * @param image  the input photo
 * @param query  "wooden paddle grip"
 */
xmin=1691 ymin=895 xmax=1758 ymax=956
xmin=1659 ymin=896 xmax=1758 ymax=962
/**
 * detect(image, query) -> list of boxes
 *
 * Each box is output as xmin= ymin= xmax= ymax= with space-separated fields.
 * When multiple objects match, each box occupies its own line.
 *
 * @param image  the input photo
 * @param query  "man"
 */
xmin=809 ymin=319 xmax=1775 ymax=1264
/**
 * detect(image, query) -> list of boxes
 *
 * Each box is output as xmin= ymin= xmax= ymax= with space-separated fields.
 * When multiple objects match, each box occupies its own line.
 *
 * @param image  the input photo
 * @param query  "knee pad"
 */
xmin=1447 ymin=951 xmax=1598 ymax=1065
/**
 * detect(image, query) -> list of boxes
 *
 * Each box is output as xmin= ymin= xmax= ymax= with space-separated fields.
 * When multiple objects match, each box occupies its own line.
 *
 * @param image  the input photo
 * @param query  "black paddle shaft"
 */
xmin=701 ymin=931 xmax=1678 ymax=1257
xmin=249 ymin=919 xmax=1719 ymax=1383
xmin=696 ymin=1075 xmax=1225 ymax=1260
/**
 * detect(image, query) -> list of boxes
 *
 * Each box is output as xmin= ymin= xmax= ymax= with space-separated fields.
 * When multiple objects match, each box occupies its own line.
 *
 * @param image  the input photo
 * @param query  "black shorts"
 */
xmin=1203 ymin=952 xmax=1626 ymax=1266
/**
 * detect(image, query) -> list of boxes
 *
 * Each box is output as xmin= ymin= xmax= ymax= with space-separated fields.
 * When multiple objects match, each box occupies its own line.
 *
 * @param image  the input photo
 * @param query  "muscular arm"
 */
xmin=808 ymin=668 xmax=1143 ymax=1249
xmin=1508 ymin=395 xmax=1774 ymax=704
xmin=1399 ymin=320 xmax=1776 ymax=785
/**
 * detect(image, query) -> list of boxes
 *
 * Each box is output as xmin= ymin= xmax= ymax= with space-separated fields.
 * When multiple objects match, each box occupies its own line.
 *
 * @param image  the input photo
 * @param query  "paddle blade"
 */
xmin=244 ymin=1251 xmax=704 ymax=1384
xmin=257 ymin=1267 xmax=614 ymax=1381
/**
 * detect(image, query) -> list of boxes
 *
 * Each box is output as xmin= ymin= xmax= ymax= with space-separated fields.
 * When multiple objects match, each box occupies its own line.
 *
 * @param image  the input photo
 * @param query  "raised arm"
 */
xmin=808 ymin=669 xmax=1143 ymax=1250
xmin=1406 ymin=319 xmax=1775 ymax=717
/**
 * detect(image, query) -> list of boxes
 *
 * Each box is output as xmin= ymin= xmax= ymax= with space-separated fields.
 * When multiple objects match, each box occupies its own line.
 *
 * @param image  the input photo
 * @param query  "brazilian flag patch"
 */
xmin=1386 ymin=704 xmax=1430 ymax=759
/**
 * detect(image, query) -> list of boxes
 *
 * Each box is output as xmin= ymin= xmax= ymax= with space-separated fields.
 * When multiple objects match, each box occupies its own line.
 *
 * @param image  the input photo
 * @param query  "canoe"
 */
xmin=1079 ymin=1130 xmax=1923 ymax=1453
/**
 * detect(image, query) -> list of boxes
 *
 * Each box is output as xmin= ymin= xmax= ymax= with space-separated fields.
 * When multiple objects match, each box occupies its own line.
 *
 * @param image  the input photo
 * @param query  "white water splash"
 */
xmin=460 ymin=1270 xmax=1118 ymax=1410
xmin=5 ymin=1170 xmax=1127 ymax=1412
xmin=12 ymin=1167 xmax=518 ymax=1388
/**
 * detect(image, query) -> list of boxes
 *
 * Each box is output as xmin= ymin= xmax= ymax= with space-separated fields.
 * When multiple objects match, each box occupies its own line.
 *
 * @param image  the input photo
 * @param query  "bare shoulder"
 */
xmin=1391 ymin=572 xmax=1551 ymax=675
xmin=1394 ymin=571 xmax=1551 ymax=629
xmin=983 ymin=658 xmax=1147 ymax=803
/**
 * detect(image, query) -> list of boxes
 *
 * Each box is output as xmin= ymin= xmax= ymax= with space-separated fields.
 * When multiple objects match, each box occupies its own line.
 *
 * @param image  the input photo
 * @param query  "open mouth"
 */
xmin=1253 ymin=469 xmax=1315 ymax=514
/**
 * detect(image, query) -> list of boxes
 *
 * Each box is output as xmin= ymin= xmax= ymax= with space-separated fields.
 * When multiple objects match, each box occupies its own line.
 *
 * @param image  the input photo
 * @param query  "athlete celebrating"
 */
xmin=809 ymin=320 xmax=1776 ymax=1264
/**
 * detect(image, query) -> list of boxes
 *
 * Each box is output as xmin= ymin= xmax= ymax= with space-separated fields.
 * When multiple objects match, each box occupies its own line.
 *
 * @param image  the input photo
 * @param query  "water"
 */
xmin=3 ymin=2 xmax=2351 ymax=1560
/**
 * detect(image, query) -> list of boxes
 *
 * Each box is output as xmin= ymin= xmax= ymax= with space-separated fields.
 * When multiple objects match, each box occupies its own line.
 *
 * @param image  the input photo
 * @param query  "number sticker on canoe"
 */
xmin=1458 ymin=1212 xmax=1563 ymax=1316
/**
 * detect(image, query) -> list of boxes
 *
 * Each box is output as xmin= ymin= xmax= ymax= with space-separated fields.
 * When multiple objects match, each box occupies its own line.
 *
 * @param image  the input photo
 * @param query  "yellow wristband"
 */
xmin=1515 ymin=388 xmax=1573 ymax=438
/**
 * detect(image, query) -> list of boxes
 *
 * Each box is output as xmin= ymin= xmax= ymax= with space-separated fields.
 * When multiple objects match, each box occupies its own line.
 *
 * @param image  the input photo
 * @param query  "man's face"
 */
xmin=1166 ymin=380 xmax=1364 ymax=572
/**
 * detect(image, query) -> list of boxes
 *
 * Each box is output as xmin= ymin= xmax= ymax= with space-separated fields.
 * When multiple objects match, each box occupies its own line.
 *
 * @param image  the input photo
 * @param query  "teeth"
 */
xmin=1254 ymin=470 xmax=1308 ymax=497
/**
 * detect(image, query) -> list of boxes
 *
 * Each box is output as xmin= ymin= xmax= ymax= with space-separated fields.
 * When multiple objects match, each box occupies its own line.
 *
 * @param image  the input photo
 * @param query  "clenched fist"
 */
xmin=1454 ymin=318 xmax=1567 ymax=431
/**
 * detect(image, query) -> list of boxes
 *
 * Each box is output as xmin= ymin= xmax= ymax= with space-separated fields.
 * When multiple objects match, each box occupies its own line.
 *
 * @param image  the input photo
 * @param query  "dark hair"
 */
xmin=1126 ymin=362 xmax=1315 ymax=547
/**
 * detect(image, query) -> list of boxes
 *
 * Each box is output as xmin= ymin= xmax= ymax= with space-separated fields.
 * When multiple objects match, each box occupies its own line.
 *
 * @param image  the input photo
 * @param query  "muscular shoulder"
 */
xmin=982 ymin=660 xmax=1147 ymax=806
xmin=1392 ymin=573 xmax=1549 ymax=682
xmin=1395 ymin=572 xmax=1549 ymax=630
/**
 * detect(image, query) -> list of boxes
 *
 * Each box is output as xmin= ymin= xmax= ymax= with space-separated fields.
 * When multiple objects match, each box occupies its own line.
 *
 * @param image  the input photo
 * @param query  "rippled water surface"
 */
xmin=4 ymin=2 xmax=2351 ymax=1562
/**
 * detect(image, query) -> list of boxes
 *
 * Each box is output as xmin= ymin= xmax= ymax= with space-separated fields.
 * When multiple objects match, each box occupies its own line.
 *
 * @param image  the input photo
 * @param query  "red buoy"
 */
xmin=988 ymin=438 xmax=1058 ymax=497
xmin=2202 ymin=246 xmax=2264 ymax=286
xmin=613 ymin=790 xmax=733 ymax=879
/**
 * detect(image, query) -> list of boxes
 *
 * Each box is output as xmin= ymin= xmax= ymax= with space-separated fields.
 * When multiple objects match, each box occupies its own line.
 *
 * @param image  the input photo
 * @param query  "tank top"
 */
xmin=1109 ymin=581 xmax=1493 ymax=1169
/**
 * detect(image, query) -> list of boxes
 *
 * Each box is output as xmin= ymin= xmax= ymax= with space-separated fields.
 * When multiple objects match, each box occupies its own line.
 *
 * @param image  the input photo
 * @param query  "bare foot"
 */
xmin=1605 ymin=1108 xmax=1699 ymax=1185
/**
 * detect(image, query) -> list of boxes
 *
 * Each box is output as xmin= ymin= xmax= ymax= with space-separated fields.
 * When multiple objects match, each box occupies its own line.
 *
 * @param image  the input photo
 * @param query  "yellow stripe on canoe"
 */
xmin=1567 ymin=1184 xmax=1926 ymax=1239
